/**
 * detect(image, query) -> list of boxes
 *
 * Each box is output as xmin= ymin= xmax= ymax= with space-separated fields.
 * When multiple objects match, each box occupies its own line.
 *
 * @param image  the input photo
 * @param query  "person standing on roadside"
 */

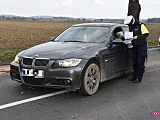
xmin=124 ymin=15 xmax=149 ymax=83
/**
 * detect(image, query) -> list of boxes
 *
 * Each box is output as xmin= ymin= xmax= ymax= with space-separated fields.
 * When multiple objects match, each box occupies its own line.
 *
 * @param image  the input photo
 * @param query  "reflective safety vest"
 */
xmin=129 ymin=22 xmax=149 ymax=45
xmin=141 ymin=24 xmax=149 ymax=34
xmin=116 ymin=32 xmax=123 ymax=39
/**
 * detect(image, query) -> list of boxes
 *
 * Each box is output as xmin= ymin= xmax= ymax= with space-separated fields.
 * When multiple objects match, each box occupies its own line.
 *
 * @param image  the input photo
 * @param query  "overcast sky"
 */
xmin=0 ymin=0 xmax=160 ymax=19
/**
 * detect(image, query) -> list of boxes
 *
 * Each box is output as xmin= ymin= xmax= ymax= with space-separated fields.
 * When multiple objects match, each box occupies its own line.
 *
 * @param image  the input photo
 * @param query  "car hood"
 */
xmin=19 ymin=42 xmax=103 ymax=59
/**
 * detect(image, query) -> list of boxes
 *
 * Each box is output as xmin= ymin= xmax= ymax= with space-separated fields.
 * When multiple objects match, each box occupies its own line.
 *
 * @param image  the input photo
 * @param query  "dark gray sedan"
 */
xmin=10 ymin=23 xmax=133 ymax=95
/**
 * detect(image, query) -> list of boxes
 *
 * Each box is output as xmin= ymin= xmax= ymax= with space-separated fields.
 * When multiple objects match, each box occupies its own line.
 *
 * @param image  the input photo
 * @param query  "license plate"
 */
xmin=21 ymin=68 xmax=44 ymax=78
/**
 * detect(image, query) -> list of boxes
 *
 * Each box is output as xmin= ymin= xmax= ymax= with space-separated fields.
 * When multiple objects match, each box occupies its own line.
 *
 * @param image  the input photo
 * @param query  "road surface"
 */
xmin=0 ymin=48 xmax=160 ymax=120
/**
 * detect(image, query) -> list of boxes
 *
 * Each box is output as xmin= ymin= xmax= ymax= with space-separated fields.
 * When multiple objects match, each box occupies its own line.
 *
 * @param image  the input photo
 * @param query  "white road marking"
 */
xmin=0 ymin=90 xmax=68 ymax=110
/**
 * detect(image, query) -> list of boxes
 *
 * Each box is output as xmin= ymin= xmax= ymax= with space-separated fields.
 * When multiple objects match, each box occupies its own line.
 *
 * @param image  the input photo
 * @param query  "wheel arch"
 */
xmin=81 ymin=57 xmax=105 ymax=83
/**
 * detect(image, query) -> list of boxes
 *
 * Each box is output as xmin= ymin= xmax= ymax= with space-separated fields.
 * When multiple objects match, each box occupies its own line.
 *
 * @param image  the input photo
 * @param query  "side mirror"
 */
xmin=50 ymin=37 xmax=55 ymax=41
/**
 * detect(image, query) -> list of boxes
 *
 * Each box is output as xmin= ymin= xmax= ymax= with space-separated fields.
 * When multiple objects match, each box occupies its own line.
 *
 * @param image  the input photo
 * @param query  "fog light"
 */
xmin=65 ymin=80 xmax=71 ymax=85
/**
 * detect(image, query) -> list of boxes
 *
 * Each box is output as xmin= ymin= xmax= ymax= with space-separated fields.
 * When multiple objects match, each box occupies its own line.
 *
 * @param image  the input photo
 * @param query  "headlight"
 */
xmin=58 ymin=59 xmax=82 ymax=67
xmin=14 ymin=55 xmax=19 ymax=63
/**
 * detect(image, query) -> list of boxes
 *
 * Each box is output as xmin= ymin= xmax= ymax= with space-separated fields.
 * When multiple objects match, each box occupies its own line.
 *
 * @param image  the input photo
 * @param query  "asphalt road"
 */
xmin=0 ymin=48 xmax=160 ymax=120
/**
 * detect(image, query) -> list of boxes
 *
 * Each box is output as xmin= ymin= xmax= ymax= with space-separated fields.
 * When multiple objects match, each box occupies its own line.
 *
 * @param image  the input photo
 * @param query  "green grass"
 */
xmin=148 ymin=39 xmax=159 ymax=46
xmin=0 ymin=50 xmax=21 ymax=65
xmin=0 ymin=39 xmax=157 ymax=65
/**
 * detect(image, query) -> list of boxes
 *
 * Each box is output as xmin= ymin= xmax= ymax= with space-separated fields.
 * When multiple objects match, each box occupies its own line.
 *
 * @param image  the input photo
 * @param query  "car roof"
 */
xmin=72 ymin=23 xmax=128 ymax=27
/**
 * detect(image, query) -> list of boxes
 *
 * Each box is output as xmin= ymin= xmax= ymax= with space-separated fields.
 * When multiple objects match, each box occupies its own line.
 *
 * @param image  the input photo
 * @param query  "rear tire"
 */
xmin=78 ymin=63 xmax=100 ymax=95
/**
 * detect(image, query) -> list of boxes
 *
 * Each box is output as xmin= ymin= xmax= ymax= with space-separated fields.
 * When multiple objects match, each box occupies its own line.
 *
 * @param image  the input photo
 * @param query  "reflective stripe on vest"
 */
xmin=141 ymin=24 xmax=149 ymax=34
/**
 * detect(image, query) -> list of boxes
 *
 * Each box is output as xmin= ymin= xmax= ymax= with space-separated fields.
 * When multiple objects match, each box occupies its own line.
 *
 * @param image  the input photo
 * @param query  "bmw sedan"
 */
xmin=10 ymin=23 xmax=133 ymax=95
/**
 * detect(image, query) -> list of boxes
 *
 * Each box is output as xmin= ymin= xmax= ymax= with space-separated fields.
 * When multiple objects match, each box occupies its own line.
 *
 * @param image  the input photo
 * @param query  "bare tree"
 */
xmin=128 ymin=0 xmax=141 ymax=21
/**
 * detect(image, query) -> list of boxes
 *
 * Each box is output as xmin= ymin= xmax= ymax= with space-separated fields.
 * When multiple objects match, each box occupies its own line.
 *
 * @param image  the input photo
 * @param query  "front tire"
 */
xmin=78 ymin=63 xmax=100 ymax=95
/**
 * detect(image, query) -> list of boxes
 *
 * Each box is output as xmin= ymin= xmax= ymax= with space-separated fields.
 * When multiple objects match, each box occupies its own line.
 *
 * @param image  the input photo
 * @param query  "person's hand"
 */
xmin=133 ymin=36 xmax=138 ymax=40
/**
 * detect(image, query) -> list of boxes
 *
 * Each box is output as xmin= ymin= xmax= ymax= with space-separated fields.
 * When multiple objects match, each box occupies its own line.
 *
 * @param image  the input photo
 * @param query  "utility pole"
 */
xmin=128 ymin=0 xmax=141 ymax=21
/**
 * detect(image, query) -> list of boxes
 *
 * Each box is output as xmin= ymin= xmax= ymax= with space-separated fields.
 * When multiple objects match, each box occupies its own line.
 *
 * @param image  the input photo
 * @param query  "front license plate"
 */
xmin=21 ymin=68 xmax=44 ymax=78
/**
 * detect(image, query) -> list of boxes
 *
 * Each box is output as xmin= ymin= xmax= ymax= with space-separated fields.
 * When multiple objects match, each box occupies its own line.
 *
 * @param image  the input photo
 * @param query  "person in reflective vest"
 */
xmin=124 ymin=15 xmax=149 ymax=83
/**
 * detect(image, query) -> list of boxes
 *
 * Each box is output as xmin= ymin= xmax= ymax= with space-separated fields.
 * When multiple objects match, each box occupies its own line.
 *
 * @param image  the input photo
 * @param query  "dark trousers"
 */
xmin=132 ymin=45 xmax=148 ymax=80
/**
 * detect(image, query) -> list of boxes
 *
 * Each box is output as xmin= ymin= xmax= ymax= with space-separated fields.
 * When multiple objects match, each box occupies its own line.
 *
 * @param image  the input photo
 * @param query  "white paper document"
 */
xmin=124 ymin=32 xmax=133 ymax=40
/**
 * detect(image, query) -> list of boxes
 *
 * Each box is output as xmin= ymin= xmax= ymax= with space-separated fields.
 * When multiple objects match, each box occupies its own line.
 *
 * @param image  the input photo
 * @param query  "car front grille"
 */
xmin=46 ymin=78 xmax=72 ymax=86
xmin=35 ymin=59 xmax=49 ymax=66
xmin=23 ymin=77 xmax=45 ymax=85
xmin=22 ymin=58 xmax=49 ymax=67
xmin=23 ymin=58 xmax=33 ymax=65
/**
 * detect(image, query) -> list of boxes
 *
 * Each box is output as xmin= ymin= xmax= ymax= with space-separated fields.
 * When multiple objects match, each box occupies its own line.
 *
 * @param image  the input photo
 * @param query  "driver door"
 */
xmin=108 ymin=27 xmax=127 ymax=74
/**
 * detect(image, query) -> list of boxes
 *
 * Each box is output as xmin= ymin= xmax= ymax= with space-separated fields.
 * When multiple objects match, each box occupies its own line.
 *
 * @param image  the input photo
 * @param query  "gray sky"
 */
xmin=0 ymin=0 xmax=159 ymax=19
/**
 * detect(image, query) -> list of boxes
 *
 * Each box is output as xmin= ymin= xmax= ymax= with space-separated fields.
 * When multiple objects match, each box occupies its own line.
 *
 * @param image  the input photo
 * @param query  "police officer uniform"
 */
xmin=124 ymin=15 xmax=149 ymax=83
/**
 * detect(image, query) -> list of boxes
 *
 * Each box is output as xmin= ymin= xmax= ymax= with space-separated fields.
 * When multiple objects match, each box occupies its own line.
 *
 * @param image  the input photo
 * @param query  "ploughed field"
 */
xmin=0 ymin=20 xmax=79 ymax=64
xmin=0 ymin=20 xmax=159 ymax=64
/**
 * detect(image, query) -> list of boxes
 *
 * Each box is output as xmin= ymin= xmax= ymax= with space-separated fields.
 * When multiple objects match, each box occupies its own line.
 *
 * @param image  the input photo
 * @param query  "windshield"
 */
xmin=54 ymin=26 xmax=109 ymax=43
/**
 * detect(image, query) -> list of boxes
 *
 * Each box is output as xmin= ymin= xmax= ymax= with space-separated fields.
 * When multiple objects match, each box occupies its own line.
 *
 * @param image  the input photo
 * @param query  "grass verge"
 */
xmin=0 ymin=39 xmax=158 ymax=65
xmin=0 ymin=50 xmax=21 ymax=65
xmin=148 ymin=39 xmax=158 ymax=46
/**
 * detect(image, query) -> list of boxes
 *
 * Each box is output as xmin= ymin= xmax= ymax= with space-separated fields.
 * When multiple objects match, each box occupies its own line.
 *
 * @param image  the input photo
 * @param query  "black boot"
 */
xmin=133 ymin=79 xmax=141 ymax=83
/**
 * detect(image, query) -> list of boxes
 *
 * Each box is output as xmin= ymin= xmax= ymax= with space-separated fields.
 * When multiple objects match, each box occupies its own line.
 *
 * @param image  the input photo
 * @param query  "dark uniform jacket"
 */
xmin=129 ymin=22 xmax=149 ymax=46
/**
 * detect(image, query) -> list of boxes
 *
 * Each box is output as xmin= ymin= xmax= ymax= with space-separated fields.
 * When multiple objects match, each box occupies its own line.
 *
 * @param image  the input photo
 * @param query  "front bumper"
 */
xmin=10 ymin=59 xmax=88 ymax=89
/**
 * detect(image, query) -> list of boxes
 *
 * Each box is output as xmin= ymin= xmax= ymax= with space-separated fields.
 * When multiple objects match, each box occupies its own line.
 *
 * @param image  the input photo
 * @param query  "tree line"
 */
xmin=0 ymin=15 xmax=160 ymax=23
xmin=146 ymin=18 xmax=160 ymax=23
